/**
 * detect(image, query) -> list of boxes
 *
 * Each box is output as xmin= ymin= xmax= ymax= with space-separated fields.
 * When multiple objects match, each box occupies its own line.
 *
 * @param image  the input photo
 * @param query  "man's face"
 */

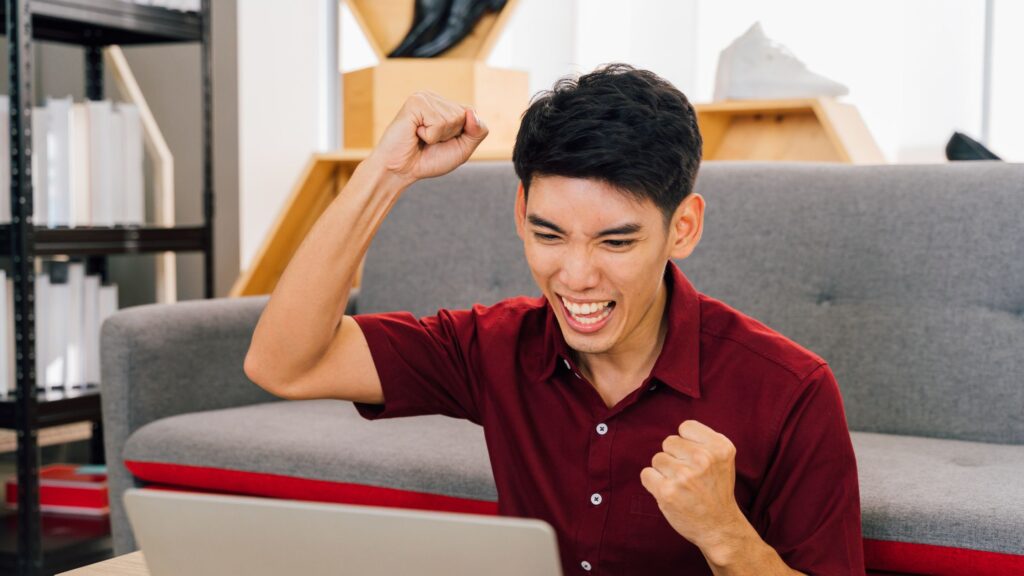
xmin=515 ymin=175 xmax=703 ymax=356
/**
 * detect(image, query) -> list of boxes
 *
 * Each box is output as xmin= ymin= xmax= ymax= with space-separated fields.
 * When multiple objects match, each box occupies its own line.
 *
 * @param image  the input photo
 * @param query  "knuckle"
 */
xmin=691 ymin=449 xmax=711 ymax=469
xmin=651 ymin=452 xmax=665 ymax=467
xmin=722 ymin=441 xmax=736 ymax=460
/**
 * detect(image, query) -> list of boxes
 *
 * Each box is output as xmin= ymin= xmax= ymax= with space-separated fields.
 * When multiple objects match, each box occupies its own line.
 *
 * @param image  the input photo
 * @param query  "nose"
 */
xmin=558 ymin=245 xmax=600 ymax=294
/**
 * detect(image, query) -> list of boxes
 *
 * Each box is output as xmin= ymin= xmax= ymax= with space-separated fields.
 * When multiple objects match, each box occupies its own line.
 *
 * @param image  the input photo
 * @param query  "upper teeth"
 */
xmin=561 ymin=297 xmax=611 ymax=316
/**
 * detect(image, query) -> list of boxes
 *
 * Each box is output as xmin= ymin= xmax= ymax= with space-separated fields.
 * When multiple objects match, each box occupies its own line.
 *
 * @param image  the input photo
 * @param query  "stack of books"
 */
xmin=0 ymin=262 xmax=120 ymax=396
xmin=4 ymin=464 xmax=109 ymax=517
xmin=0 ymin=96 xmax=145 ymax=228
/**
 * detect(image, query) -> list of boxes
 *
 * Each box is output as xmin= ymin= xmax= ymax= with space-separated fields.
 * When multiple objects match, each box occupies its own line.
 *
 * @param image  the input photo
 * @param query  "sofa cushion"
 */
xmin=122 ymin=399 xmax=1024 ymax=574
xmin=122 ymin=399 xmax=498 ymax=514
xmin=854 ymin=431 xmax=1024 ymax=573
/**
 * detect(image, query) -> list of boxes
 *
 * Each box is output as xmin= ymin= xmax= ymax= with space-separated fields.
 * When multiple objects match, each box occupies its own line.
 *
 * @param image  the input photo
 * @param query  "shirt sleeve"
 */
xmin=349 ymin=308 xmax=483 ymax=425
xmin=752 ymin=363 xmax=865 ymax=575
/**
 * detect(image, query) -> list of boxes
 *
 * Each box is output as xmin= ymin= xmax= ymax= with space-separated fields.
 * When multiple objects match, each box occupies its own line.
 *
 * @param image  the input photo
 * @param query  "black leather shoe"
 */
xmin=945 ymin=131 xmax=1001 ymax=161
xmin=388 ymin=0 xmax=453 ymax=58
xmin=410 ymin=0 xmax=508 ymax=58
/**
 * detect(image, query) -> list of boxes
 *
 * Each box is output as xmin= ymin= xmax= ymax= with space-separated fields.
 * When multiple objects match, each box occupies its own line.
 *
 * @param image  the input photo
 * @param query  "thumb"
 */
xmin=459 ymin=108 xmax=489 ymax=143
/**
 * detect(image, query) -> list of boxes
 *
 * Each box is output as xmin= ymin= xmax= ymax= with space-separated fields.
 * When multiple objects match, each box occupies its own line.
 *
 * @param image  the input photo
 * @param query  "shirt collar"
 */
xmin=538 ymin=261 xmax=702 ymax=399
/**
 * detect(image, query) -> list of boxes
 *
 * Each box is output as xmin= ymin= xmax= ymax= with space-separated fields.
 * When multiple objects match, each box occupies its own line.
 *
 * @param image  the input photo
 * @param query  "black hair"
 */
xmin=512 ymin=63 xmax=703 ymax=224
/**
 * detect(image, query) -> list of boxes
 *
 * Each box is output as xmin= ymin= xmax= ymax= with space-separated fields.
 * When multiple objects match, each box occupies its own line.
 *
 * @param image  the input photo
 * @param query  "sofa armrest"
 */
xmin=100 ymin=294 xmax=279 ymax=554
xmin=100 ymin=294 xmax=278 ymax=436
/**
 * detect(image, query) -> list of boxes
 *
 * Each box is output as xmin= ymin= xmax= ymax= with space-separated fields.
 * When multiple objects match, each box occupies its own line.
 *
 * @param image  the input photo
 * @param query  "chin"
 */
xmin=563 ymin=335 xmax=615 ymax=354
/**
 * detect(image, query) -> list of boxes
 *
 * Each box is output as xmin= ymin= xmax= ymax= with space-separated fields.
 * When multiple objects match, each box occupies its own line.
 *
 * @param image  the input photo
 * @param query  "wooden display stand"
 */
xmin=229 ymin=148 xmax=509 ymax=298
xmin=694 ymin=98 xmax=886 ymax=164
xmin=342 ymin=0 xmax=528 ymax=158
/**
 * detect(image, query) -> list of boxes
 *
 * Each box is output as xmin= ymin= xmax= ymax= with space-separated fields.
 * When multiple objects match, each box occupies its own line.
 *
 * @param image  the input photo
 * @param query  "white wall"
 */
xmin=989 ymin=0 xmax=1024 ymax=161
xmin=574 ymin=0 xmax=698 ymax=99
xmin=238 ymin=0 xmax=332 ymax=271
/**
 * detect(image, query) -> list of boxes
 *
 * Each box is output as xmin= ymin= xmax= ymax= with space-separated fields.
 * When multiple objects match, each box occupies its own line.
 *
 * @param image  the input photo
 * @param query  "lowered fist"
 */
xmin=639 ymin=420 xmax=746 ymax=552
xmin=370 ymin=90 xmax=489 ymax=187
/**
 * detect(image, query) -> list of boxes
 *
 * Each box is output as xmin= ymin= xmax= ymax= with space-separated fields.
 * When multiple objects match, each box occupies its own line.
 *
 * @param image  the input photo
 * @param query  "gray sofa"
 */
xmin=101 ymin=160 xmax=1024 ymax=573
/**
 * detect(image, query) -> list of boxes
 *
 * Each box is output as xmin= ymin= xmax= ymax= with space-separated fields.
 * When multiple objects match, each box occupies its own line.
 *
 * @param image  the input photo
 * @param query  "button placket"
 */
xmin=578 ymin=412 xmax=614 ymax=572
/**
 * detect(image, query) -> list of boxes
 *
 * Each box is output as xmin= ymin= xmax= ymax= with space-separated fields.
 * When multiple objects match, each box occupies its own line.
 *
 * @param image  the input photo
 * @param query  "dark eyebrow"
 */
xmin=594 ymin=223 xmax=643 ymax=237
xmin=527 ymin=214 xmax=566 ymax=234
xmin=527 ymin=214 xmax=643 ymax=237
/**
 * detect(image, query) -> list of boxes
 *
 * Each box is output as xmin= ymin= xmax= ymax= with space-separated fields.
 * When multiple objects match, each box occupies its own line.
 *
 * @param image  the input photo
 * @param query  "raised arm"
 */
xmin=243 ymin=91 xmax=489 ymax=402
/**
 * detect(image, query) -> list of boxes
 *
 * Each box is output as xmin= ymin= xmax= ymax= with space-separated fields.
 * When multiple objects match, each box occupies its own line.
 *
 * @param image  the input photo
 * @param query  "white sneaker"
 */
xmin=713 ymin=21 xmax=849 ymax=101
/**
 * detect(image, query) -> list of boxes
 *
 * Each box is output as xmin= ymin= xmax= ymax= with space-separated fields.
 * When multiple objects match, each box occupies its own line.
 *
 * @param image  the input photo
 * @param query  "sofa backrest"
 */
xmin=359 ymin=160 xmax=1024 ymax=445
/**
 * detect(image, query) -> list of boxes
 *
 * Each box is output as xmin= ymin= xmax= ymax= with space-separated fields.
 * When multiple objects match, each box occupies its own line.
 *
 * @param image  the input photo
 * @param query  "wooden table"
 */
xmin=57 ymin=551 xmax=149 ymax=575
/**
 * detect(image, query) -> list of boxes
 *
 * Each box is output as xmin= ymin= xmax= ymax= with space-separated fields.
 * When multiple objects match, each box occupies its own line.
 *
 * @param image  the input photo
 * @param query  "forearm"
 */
xmin=700 ymin=515 xmax=805 ymax=576
xmin=246 ymin=153 xmax=411 ymax=386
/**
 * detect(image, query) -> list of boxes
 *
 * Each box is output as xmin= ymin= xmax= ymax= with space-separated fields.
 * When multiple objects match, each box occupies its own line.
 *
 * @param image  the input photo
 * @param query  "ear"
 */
xmin=668 ymin=193 xmax=705 ymax=260
xmin=514 ymin=181 xmax=527 ymax=240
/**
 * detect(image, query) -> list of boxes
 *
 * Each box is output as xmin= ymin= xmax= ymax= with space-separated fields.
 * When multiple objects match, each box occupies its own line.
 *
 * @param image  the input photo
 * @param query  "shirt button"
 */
xmin=649 ymin=383 xmax=658 ymax=391
xmin=581 ymin=560 xmax=592 ymax=571
xmin=590 ymin=493 xmax=602 ymax=505
xmin=596 ymin=423 xmax=608 ymax=435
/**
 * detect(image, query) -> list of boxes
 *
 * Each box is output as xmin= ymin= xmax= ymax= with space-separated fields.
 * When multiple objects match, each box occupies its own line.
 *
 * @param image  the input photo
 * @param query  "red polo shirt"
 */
xmin=352 ymin=261 xmax=864 ymax=575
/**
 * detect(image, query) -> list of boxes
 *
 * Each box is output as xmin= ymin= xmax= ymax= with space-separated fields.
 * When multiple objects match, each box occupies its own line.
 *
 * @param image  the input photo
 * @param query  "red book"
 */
xmin=5 ymin=464 xmax=109 ymax=517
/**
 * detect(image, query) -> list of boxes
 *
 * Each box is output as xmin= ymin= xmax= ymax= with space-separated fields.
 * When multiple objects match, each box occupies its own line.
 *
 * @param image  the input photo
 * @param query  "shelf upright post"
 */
xmin=201 ymin=0 xmax=213 ymax=298
xmin=84 ymin=41 xmax=107 ymax=465
xmin=6 ymin=0 xmax=43 ymax=574
xmin=85 ymin=44 xmax=103 ymax=100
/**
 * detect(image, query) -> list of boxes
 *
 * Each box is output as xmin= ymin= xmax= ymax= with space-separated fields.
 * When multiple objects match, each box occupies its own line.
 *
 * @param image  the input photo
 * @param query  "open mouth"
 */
xmin=559 ymin=295 xmax=616 ymax=333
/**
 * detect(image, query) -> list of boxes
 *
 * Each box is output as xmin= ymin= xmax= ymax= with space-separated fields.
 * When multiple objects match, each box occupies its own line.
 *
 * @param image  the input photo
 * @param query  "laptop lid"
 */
xmin=124 ymin=488 xmax=563 ymax=576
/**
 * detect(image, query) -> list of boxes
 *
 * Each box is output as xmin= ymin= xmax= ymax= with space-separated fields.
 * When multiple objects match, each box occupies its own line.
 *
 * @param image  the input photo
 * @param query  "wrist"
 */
xmin=359 ymin=152 xmax=416 ymax=193
xmin=700 ymin=510 xmax=760 ymax=569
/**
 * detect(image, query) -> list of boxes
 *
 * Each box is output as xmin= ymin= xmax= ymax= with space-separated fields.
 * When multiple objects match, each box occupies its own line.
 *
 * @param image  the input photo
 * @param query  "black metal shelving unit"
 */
xmin=1 ymin=1 xmax=212 ymax=574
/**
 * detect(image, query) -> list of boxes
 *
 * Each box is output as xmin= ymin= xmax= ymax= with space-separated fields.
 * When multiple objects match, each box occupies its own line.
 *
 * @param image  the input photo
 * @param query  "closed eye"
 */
xmin=604 ymin=239 xmax=635 ymax=248
xmin=533 ymin=232 xmax=560 ymax=241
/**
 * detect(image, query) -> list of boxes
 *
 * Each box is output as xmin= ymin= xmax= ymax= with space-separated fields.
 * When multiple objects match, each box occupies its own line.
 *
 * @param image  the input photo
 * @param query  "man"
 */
xmin=245 ymin=63 xmax=864 ymax=575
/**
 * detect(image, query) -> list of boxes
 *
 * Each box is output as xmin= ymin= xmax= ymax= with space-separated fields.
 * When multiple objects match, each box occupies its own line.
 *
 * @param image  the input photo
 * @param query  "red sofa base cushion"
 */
xmin=124 ymin=460 xmax=499 ymax=516
xmin=125 ymin=460 xmax=1022 ymax=575
xmin=864 ymin=538 xmax=1024 ymax=575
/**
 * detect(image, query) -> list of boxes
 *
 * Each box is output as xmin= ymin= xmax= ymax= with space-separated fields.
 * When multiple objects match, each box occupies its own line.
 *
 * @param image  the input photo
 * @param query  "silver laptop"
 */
xmin=124 ymin=488 xmax=563 ymax=576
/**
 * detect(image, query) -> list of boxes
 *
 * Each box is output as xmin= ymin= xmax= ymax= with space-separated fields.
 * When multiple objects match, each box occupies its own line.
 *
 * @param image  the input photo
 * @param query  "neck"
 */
xmin=576 ymin=278 xmax=670 ymax=386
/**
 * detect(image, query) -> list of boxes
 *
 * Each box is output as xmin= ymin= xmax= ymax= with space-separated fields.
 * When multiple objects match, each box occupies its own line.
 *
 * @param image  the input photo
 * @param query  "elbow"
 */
xmin=243 ymin=349 xmax=306 ymax=401
xmin=244 ymin=349 xmax=283 ymax=397
xmin=243 ymin=350 xmax=262 ymax=385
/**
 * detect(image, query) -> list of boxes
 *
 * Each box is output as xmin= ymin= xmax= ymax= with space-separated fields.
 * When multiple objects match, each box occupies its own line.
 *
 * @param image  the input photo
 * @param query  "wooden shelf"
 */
xmin=230 ymin=149 xmax=508 ymax=297
xmin=0 ymin=422 xmax=93 ymax=453
xmin=342 ymin=0 xmax=528 ymax=157
xmin=694 ymin=98 xmax=886 ymax=164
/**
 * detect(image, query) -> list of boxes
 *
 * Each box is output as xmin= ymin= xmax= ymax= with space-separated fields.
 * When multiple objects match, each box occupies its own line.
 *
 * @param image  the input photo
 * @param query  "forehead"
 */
xmin=527 ymin=175 xmax=660 ymax=224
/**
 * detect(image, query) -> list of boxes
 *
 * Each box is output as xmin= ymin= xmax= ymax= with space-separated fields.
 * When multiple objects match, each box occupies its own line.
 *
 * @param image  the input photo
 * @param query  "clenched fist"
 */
xmin=370 ymin=90 xmax=489 ymax=187
xmin=639 ymin=420 xmax=746 ymax=553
